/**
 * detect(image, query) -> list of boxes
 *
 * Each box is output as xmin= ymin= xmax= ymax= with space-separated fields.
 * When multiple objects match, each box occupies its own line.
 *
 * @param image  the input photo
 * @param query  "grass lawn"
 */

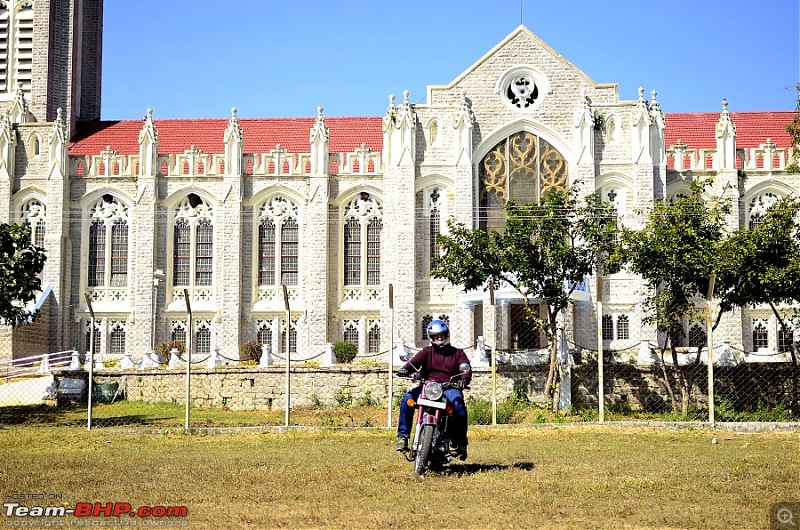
xmin=0 ymin=424 xmax=797 ymax=529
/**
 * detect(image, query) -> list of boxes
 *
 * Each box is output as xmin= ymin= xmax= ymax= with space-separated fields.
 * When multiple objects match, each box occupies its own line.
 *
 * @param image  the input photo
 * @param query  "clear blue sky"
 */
xmin=101 ymin=0 xmax=800 ymax=120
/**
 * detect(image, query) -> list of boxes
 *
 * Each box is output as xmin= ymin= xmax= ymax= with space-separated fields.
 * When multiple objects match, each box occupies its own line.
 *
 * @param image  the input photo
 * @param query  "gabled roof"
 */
xmin=664 ymin=111 xmax=793 ymax=149
xmin=69 ymin=116 xmax=384 ymax=156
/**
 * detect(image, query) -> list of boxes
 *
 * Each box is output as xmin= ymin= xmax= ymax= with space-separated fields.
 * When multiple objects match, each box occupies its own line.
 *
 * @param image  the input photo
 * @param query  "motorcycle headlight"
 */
xmin=425 ymin=382 xmax=444 ymax=401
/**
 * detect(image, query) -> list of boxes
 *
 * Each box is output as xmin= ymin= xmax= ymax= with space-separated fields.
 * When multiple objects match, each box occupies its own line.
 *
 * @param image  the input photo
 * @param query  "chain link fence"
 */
xmin=2 ymin=277 xmax=799 ymax=429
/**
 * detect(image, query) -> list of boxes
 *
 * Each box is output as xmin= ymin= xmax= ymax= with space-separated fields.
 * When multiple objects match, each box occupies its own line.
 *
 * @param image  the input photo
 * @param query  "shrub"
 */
xmin=357 ymin=390 xmax=377 ymax=407
xmin=239 ymin=341 xmax=262 ymax=363
xmin=156 ymin=341 xmax=185 ymax=362
xmin=333 ymin=342 xmax=357 ymax=364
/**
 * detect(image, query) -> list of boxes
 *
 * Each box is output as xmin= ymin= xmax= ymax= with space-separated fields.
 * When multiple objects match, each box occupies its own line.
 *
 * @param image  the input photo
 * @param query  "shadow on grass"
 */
xmin=436 ymin=461 xmax=535 ymax=476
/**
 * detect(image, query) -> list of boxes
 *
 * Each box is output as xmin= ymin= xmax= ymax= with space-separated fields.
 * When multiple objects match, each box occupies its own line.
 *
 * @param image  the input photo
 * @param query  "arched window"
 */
xmin=602 ymin=314 xmax=614 ymax=341
xmin=20 ymin=199 xmax=46 ymax=249
xmin=87 ymin=195 xmax=129 ymax=289
xmin=428 ymin=189 xmax=441 ymax=271
xmin=280 ymin=319 xmax=297 ymax=354
xmin=748 ymin=192 xmax=781 ymax=229
xmin=688 ymin=323 xmax=706 ymax=348
xmin=171 ymin=321 xmax=187 ymax=348
xmin=110 ymin=321 xmax=126 ymax=355
xmin=257 ymin=196 xmax=300 ymax=286
xmin=752 ymin=319 xmax=769 ymax=350
xmin=479 ymin=131 xmax=568 ymax=230
xmin=172 ymin=194 xmax=214 ymax=288
xmin=195 ymin=321 xmax=212 ymax=354
xmin=617 ymin=315 xmax=629 ymax=340
xmin=421 ymin=314 xmax=433 ymax=341
xmin=368 ymin=320 xmax=381 ymax=355
xmin=85 ymin=320 xmax=101 ymax=354
xmin=343 ymin=320 xmax=359 ymax=347
xmin=342 ymin=194 xmax=383 ymax=288
xmin=257 ymin=320 xmax=272 ymax=353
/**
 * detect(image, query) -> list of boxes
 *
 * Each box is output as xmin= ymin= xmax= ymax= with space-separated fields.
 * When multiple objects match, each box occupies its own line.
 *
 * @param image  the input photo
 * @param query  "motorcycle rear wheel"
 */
xmin=414 ymin=424 xmax=435 ymax=477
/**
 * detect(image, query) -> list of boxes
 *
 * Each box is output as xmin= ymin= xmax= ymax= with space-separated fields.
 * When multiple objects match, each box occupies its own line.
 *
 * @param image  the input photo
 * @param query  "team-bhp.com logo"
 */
xmin=4 ymin=500 xmax=188 ymax=525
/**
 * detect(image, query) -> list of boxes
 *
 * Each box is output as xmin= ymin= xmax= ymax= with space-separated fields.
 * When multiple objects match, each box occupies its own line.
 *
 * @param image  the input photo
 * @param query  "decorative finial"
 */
xmin=317 ymin=106 xmax=323 ymax=117
xmin=403 ymin=90 xmax=410 ymax=104
xmin=231 ymin=107 xmax=237 ymax=117
xmin=722 ymin=99 xmax=728 ymax=112
xmin=638 ymin=87 xmax=645 ymax=101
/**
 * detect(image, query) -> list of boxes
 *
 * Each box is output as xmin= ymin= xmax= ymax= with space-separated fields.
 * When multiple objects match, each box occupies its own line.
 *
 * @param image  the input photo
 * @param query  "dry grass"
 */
xmin=0 ymin=425 xmax=797 ymax=529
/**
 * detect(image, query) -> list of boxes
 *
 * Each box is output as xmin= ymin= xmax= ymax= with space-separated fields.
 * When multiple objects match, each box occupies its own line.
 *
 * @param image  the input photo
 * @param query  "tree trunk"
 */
xmin=660 ymin=345 xmax=678 ymax=414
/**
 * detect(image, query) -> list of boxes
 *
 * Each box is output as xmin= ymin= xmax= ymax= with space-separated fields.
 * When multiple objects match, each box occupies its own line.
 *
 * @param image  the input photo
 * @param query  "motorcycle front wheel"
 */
xmin=414 ymin=424 xmax=435 ymax=477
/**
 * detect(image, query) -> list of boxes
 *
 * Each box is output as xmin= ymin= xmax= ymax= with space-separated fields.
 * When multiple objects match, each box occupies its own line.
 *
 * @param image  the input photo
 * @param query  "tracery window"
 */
xmin=368 ymin=320 xmax=381 ymax=355
xmin=257 ymin=320 xmax=272 ymax=353
xmin=479 ymin=131 xmax=568 ymax=230
xmin=752 ymin=319 xmax=769 ymax=350
xmin=779 ymin=326 xmax=794 ymax=353
xmin=109 ymin=321 xmax=126 ymax=355
xmin=344 ymin=320 xmax=359 ymax=347
xmin=172 ymin=194 xmax=214 ymax=288
xmin=342 ymin=194 xmax=382 ymax=287
xmin=428 ymin=189 xmax=441 ymax=271
xmin=87 ymin=195 xmax=129 ymax=289
xmin=688 ymin=324 xmax=706 ymax=348
xmin=20 ymin=199 xmax=45 ymax=249
xmin=258 ymin=197 xmax=300 ymax=286
xmin=616 ymin=315 xmax=630 ymax=341
xmin=748 ymin=192 xmax=781 ymax=229
xmin=602 ymin=315 xmax=614 ymax=340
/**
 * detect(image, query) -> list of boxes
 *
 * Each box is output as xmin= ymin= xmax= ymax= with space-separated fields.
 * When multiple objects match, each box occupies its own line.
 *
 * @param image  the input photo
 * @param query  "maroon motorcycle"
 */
xmin=400 ymin=362 xmax=470 ymax=476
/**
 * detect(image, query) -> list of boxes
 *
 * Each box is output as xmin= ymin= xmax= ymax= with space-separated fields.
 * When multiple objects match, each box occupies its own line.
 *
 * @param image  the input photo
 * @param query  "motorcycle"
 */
xmin=399 ymin=362 xmax=471 ymax=476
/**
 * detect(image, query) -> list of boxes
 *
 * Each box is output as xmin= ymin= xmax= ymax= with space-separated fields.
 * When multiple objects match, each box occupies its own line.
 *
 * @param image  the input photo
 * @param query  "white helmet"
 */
xmin=426 ymin=319 xmax=450 ymax=349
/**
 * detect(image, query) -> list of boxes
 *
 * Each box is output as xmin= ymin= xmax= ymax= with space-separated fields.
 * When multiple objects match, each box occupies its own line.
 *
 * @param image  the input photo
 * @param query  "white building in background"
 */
xmin=0 ymin=0 xmax=796 ymax=363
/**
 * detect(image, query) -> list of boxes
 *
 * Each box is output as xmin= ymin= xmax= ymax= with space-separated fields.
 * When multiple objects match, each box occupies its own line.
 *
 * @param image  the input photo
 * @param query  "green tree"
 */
xmin=434 ymin=185 xmax=617 ymax=410
xmin=717 ymin=196 xmax=800 ymax=364
xmin=612 ymin=180 xmax=729 ymax=414
xmin=0 ymin=222 xmax=47 ymax=326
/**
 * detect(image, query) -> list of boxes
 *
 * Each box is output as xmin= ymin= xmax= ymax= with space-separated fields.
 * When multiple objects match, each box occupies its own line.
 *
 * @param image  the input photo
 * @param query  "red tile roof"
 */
xmin=69 ymin=116 xmax=384 ymax=156
xmin=69 ymin=111 xmax=794 ymax=157
xmin=664 ymin=111 xmax=793 ymax=150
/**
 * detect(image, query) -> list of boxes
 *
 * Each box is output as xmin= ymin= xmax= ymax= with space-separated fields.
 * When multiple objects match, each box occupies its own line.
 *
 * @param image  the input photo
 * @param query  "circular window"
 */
xmin=496 ymin=66 xmax=549 ymax=111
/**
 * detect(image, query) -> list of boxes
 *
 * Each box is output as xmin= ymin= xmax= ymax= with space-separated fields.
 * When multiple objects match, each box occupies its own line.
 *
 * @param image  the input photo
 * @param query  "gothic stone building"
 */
xmin=0 ymin=0 xmax=795 ymax=363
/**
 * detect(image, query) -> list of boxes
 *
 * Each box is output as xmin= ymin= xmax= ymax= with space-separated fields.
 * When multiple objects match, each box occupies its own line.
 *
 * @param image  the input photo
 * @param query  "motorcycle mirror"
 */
xmin=459 ymin=362 xmax=471 ymax=374
xmin=399 ymin=352 xmax=409 ymax=362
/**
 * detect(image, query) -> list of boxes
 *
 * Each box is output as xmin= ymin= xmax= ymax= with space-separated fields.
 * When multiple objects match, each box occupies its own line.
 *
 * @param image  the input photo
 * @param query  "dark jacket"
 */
xmin=403 ymin=344 xmax=471 ymax=385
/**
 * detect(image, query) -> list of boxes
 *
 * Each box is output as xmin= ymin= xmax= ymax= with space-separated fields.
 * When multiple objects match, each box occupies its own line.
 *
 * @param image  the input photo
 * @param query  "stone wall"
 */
xmin=88 ymin=363 xmax=800 ymax=412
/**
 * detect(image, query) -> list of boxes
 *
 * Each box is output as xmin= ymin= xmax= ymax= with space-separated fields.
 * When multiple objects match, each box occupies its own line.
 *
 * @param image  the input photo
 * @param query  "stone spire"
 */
xmin=9 ymin=82 xmax=33 ymax=124
xmin=631 ymin=87 xmax=653 ymax=163
xmin=138 ymin=108 xmax=160 ymax=177
xmin=0 ymin=109 xmax=16 ymax=178
xmin=223 ymin=107 xmax=243 ymax=175
xmin=453 ymin=90 xmax=474 ymax=163
xmin=715 ymin=99 xmax=737 ymax=170
xmin=395 ymin=90 xmax=416 ymax=165
xmin=50 ymin=108 xmax=67 ymax=171
xmin=309 ymin=106 xmax=329 ymax=175
xmin=572 ymin=87 xmax=594 ymax=164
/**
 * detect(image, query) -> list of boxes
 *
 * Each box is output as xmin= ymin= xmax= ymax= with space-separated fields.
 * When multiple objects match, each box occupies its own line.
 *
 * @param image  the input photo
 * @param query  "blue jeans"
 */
xmin=397 ymin=385 xmax=468 ymax=447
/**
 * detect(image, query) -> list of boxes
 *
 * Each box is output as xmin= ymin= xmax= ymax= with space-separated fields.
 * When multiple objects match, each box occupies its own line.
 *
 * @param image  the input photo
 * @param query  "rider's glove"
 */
xmin=396 ymin=368 xmax=410 ymax=378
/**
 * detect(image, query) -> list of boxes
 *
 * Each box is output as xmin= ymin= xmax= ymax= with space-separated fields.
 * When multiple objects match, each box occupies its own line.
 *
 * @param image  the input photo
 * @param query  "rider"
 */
xmin=395 ymin=319 xmax=471 ymax=460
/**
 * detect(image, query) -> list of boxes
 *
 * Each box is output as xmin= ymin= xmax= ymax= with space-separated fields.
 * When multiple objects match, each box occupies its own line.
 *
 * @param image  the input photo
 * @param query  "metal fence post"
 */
xmin=184 ymin=288 xmax=192 ymax=432
xmin=283 ymin=284 xmax=291 ymax=427
xmin=85 ymin=293 xmax=95 ymax=431
xmin=489 ymin=284 xmax=497 ymax=426
xmin=388 ymin=284 xmax=394 ymax=429
xmin=706 ymin=275 xmax=716 ymax=427
xmin=596 ymin=275 xmax=604 ymax=423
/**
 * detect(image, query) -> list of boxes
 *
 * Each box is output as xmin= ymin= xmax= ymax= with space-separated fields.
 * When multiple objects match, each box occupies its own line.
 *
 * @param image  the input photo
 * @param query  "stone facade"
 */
xmin=0 ymin=6 xmax=797 ymax=367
